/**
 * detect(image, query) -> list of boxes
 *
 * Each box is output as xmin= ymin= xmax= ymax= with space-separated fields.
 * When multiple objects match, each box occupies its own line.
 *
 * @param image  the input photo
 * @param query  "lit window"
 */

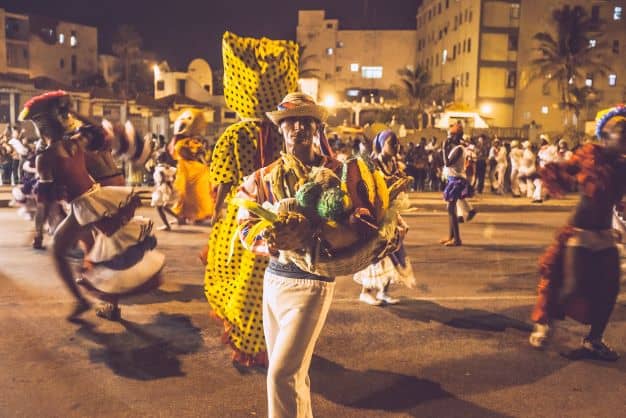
xmin=609 ymin=74 xmax=617 ymax=86
xmin=541 ymin=106 xmax=549 ymax=114
xmin=510 ymin=4 xmax=520 ymax=19
xmin=442 ymin=49 xmax=448 ymax=64
xmin=336 ymin=41 xmax=344 ymax=48
xmin=70 ymin=31 xmax=78 ymax=47
xmin=361 ymin=66 xmax=383 ymax=79
xmin=350 ymin=63 xmax=359 ymax=72
xmin=326 ymin=47 xmax=334 ymax=56
xmin=58 ymin=33 xmax=65 ymax=44
xmin=585 ymin=74 xmax=593 ymax=87
xmin=589 ymin=39 xmax=597 ymax=48
xmin=614 ymin=6 xmax=623 ymax=20
xmin=347 ymin=89 xmax=360 ymax=97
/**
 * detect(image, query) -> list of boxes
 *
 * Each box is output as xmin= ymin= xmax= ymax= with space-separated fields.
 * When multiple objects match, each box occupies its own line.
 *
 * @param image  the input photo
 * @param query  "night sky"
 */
xmin=1 ymin=0 xmax=420 ymax=70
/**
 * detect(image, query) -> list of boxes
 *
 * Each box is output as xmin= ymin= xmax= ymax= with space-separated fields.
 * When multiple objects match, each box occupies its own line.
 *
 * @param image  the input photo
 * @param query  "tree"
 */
xmin=529 ymin=5 xmax=611 ymax=127
xmin=298 ymin=43 xmax=320 ymax=79
xmin=112 ymin=25 xmax=143 ymax=99
xmin=397 ymin=65 xmax=431 ymax=108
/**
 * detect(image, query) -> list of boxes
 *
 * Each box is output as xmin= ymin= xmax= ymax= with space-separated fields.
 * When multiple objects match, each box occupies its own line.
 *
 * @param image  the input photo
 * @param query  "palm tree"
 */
xmin=298 ymin=43 xmax=319 ymax=79
xmin=397 ymin=65 xmax=431 ymax=108
xmin=112 ymin=25 xmax=143 ymax=99
xmin=530 ymin=5 xmax=611 ymax=127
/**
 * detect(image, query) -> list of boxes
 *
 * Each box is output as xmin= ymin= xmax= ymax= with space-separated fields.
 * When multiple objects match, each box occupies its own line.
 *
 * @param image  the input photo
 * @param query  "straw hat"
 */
xmin=511 ymin=140 xmax=520 ymax=148
xmin=266 ymin=92 xmax=328 ymax=126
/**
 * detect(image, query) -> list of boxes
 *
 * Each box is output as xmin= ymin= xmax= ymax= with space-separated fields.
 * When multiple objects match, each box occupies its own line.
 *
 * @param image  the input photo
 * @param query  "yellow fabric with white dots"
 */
xmin=205 ymin=121 xmax=282 ymax=364
xmin=222 ymin=31 xmax=299 ymax=118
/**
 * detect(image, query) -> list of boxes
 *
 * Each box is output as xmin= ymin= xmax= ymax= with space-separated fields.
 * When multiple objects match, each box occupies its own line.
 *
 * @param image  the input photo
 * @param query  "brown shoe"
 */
xmin=444 ymin=240 xmax=462 ymax=247
xmin=439 ymin=238 xmax=453 ymax=245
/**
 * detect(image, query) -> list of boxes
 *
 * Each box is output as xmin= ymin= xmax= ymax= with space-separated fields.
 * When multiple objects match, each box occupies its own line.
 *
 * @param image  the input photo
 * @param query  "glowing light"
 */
xmin=541 ymin=106 xmax=549 ymax=114
xmin=323 ymin=94 xmax=337 ymax=108
xmin=153 ymin=64 xmax=160 ymax=77
xmin=480 ymin=103 xmax=493 ymax=115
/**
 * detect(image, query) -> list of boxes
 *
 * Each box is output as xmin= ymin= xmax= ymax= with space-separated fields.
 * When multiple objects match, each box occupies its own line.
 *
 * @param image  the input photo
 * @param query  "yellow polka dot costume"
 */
xmin=204 ymin=32 xmax=298 ymax=367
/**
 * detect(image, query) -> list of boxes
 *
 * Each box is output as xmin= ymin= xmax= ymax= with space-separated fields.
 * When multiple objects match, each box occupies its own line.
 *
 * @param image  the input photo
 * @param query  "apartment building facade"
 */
xmin=297 ymin=10 xmax=417 ymax=103
xmin=416 ymin=0 xmax=626 ymax=132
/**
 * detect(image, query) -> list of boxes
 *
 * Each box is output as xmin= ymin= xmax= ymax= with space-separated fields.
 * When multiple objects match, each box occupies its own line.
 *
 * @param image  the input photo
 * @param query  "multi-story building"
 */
xmin=297 ymin=10 xmax=417 ymax=104
xmin=416 ymin=0 xmax=626 ymax=132
xmin=0 ymin=8 xmax=98 ymax=125
xmin=514 ymin=0 xmax=626 ymax=132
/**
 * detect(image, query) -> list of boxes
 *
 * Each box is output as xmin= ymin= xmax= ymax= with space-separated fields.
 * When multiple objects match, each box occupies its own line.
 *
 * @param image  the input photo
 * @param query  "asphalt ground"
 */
xmin=0 ymin=205 xmax=624 ymax=418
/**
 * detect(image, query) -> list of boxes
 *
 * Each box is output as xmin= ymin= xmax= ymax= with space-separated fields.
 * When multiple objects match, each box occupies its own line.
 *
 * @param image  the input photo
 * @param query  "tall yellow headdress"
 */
xmin=222 ymin=31 xmax=299 ymax=118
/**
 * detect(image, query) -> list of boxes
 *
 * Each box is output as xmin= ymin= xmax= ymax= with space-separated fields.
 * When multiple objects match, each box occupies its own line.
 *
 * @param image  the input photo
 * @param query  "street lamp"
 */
xmin=323 ymin=94 xmax=337 ymax=108
xmin=480 ymin=103 xmax=493 ymax=115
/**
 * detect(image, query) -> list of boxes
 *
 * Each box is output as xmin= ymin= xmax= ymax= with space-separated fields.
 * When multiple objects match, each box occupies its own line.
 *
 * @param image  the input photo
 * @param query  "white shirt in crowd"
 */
xmin=520 ymin=148 xmax=537 ymax=176
xmin=445 ymin=145 xmax=466 ymax=178
xmin=509 ymin=147 xmax=524 ymax=170
xmin=538 ymin=144 xmax=558 ymax=167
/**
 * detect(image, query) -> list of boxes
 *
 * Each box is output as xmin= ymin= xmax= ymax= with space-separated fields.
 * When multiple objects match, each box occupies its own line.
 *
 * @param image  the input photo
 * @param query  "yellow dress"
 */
xmin=204 ymin=121 xmax=281 ymax=366
xmin=171 ymin=138 xmax=214 ymax=222
xmin=204 ymin=31 xmax=298 ymax=367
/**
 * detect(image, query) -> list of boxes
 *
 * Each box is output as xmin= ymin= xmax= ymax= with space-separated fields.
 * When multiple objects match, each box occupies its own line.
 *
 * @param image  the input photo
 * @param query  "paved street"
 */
xmin=0 ymin=203 xmax=625 ymax=418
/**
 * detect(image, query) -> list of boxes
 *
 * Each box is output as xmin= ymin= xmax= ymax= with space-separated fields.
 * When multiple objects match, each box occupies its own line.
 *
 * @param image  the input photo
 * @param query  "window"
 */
xmin=71 ymin=54 xmax=77 ymax=75
xmin=59 ymin=58 xmax=65 ymax=69
xmin=454 ymin=15 xmax=458 ymax=29
xmin=508 ymin=33 xmax=519 ymax=51
xmin=541 ymin=106 xmax=549 ymax=115
xmin=177 ymin=78 xmax=186 ymax=95
xmin=459 ymin=12 xmax=463 ymax=24
xmin=350 ymin=63 xmax=359 ymax=72
xmin=326 ymin=23 xmax=334 ymax=29
xmin=156 ymin=80 xmax=164 ymax=91
xmin=507 ymin=70 xmax=517 ymax=89
xmin=336 ymin=41 xmax=344 ymax=48
xmin=463 ymin=39 xmax=467 ymax=53
xmin=347 ymin=89 xmax=360 ymax=97
xmin=58 ymin=33 xmax=65 ymax=44
xmin=468 ymin=9 xmax=473 ymax=22
xmin=324 ymin=73 xmax=332 ymax=80
xmin=435 ymin=54 xmax=439 ymax=67
xmin=510 ymin=4 xmax=521 ymax=19
xmin=445 ymin=0 xmax=449 ymax=8
xmin=591 ymin=5 xmax=600 ymax=22
xmin=614 ymin=6 xmax=623 ymax=20
xmin=361 ymin=66 xmax=383 ymax=79
xmin=613 ymin=40 xmax=619 ymax=54
xmin=609 ymin=74 xmax=617 ymax=86
xmin=453 ymin=45 xmax=457 ymax=59
xmin=336 ymin=66 xmax=342 ymax=73
xmin=224 ymin=111 xmax=237 ymax=119
xmin=465 ymin=72 xmax=470 ymax=87
xmin=465 ymin=9 xmax=469 ymax=22
xmin=70 ymin=30 xmax=78 ymax=47
xmin=439 ymin=30 xmax=443 ymax=40
xmin=542 ymin=84 xmax=550 ymax=95
xmin=428 ymin=10 xmax=432 ymax=20
xmin=442 ymin=49 xmax=448 ymax=64
xmin=589 ymin=39 xmax=597 ymax=48
xmin=585 ymin=73 xmax=593 ymax=87
xmin=438 ymin=3 xmax=442 ymax=14
xmin=467 ymin=38 xmax=471 ymax=53
xmin=326 ymin=47 xmax=334 ymax=56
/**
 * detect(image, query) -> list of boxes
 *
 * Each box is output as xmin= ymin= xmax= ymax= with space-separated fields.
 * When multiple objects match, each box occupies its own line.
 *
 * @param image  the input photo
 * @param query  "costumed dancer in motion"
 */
xmin=151 ymin=151 xmax=178 ymax=230
xmin=354 ymin=129 xmax=414 ymax=306
xmin=519 ymin=140 xmax=542 ymax=202
xmin=529 ymin=106 xmax=626 ymax=361
xmin=170 ymin=109 xmax=214 ymax=224
xmin=441 ymin=126 xmax=476 ymax=246
xmin=203 ymin=32 xmax=298 ymax=367
xmin=21 ymin=91 xmax=164 ymax=320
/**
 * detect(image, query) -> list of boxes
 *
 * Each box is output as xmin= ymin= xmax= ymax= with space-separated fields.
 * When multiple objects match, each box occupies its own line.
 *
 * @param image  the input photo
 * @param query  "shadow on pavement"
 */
xmin=459 ymin=244 xmax=544 ymax=253
xmin=125 ymin=284 xmax=205 ymax=305
xmin=75 ymin=313 xmax=203 ymax=380
xmin=311 ymin=356 xmax=512 ymax=418
xmin=388 ymin=300 xmax=533 ymax=333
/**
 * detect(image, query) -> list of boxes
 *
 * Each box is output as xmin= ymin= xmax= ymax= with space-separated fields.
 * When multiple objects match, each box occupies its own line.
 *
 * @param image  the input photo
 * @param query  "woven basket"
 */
xmin=283 ymin=230 xmax=400 ymax=277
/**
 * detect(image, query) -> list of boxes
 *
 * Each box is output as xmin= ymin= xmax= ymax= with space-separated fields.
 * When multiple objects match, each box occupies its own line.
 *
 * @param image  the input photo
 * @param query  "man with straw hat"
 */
xmin=236 ymin=92 xmax=337 ymax=418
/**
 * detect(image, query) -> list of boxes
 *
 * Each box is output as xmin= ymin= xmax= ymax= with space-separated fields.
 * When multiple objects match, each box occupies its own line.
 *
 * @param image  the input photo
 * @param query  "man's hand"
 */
xmin=267 ymin=214 xmax=312 ymax=251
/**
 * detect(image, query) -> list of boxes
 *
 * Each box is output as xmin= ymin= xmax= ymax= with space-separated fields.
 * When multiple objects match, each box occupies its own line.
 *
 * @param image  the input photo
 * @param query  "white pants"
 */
xmin=264 ymin=272 xmax=335 ymax=418
xmin=525 ymin=178 xmax=542 ymax=200
xmin=510 ymin=167 xmax=521 ymax=196
xmin=494 ymin=164 xmax=507 ymax=193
